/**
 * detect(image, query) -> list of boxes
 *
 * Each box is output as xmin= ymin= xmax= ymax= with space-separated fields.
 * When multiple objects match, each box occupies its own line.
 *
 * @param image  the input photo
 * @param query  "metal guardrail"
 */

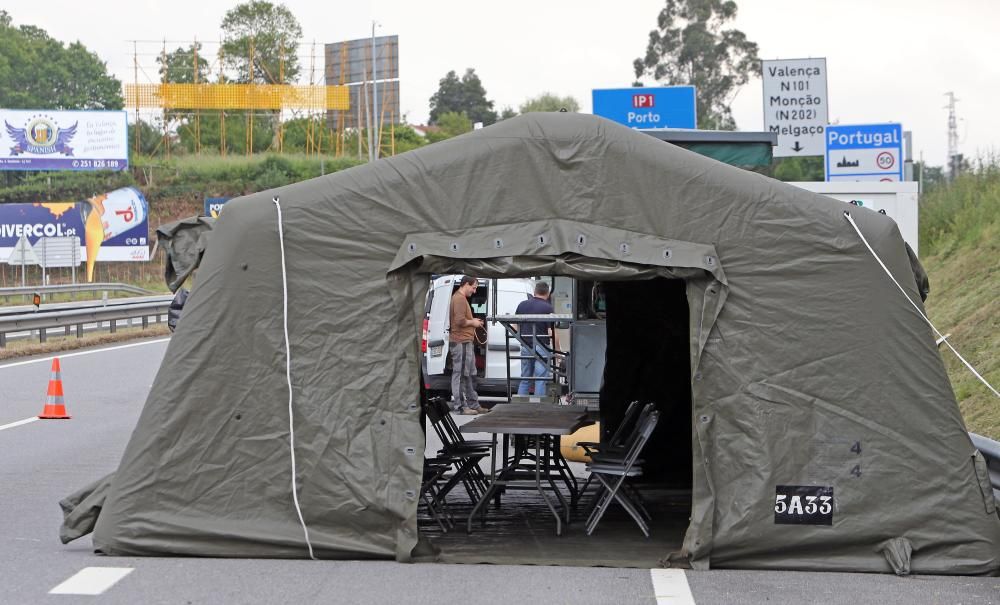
xmin=0 ymin=300 xmax=171 ymax=348
xmin=0 ymin=282 xmax=155 ymax=300
xmin=0 ymin=295 xmax=173 ymax=317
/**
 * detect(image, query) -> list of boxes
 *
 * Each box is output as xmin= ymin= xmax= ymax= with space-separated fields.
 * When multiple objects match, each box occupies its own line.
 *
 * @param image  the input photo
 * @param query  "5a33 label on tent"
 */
xmin=774 ymin=485 xmax=835 ymax=525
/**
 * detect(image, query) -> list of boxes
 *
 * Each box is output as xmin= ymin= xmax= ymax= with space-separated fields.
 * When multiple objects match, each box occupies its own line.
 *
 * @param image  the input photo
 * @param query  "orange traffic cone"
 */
xmin=38 ymin=357 xmax=71 ymax=419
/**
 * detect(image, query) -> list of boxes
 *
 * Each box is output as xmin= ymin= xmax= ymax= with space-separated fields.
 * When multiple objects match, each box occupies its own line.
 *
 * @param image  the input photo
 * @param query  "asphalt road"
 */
xmin=1 ymin=338 xmax=998 ymax=604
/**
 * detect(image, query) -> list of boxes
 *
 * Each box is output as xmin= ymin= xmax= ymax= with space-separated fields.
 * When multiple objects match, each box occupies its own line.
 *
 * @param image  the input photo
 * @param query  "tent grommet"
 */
xmin=663 ymin=249 xmax=672 ymax=260
xmin=537 ymin=234 xmax=548 ymax=247
xmin=407 ymin=243 xmax=417 ymax=254
xmin=449 ymin=242 xmax=460 ymax=253
xmin=619 ymin=243 xmax=630 ymax=256
xmin=576 ymin=234 xmax=587 ymax=248
xmin=404 ymin=489 xmax=416 ymax=500
xmin=494 ymin=238 xmax=504 ymax=249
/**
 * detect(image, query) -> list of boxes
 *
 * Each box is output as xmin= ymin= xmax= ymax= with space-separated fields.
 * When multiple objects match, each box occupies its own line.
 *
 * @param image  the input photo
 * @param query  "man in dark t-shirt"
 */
xmin=515 ymin=281 xmax=557 ymax=397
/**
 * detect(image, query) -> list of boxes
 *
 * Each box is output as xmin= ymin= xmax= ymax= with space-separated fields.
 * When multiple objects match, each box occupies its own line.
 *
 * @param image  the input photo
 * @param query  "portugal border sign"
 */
xmin=592 ymin=86 xmax=696 ymax=129
xmin=0 ymin=109 xmax=128 ymax=171
xmin=825 ymin=123 xmax=904 ymax=182
xmin=762 ymin=58 xmax=828 ymax=157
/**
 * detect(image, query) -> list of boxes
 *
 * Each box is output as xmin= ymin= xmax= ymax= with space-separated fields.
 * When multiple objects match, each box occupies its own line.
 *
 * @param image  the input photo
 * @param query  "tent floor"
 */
xmin=418 ymin=485 xmax=691 ymax=568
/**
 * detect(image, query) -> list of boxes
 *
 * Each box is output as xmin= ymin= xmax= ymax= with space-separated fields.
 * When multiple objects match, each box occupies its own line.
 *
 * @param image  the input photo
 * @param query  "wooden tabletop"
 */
xmin=460 ymin=403 xmax=594 ymax=435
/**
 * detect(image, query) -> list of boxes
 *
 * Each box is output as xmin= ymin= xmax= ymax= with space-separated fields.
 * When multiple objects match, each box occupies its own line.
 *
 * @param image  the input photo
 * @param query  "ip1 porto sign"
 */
xmin=762 ymin=58 xmax=829 ymax=157
xmin=825 ymin=123 xmax=904 ymax=182
xmin=591 ymin=87 xmax=696 ymax=129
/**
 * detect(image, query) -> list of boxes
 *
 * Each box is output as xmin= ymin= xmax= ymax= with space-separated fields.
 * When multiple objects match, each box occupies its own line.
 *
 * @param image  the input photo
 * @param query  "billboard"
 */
xmin=326 ymin=36 xmax=400 ymax=129
xmin=0 ymin=187 xmax=149 ymax=280
xmin=0 ymin=109 xmax=128 ymax=171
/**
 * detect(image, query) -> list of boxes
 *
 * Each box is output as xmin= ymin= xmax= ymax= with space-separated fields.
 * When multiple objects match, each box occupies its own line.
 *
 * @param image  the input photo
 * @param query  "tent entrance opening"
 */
xmin=419 ymin=276 xmax=693 ymax=567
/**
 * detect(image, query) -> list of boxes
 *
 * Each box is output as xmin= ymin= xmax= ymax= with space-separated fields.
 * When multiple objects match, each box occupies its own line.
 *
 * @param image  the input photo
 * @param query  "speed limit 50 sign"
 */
xmin=825 ymin=123 xmax=904 ymax=182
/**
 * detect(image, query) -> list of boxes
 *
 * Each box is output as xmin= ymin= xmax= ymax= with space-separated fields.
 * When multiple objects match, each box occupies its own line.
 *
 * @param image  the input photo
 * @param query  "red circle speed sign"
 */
xmin=876 ymin=152 xmax=895 ymax=170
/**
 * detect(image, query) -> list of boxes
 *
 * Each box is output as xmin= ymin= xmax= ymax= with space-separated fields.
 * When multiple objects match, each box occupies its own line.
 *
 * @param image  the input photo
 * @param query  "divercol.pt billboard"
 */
xmin=0 ymin=187 xmax=149 ymax=280
xmin=0 ymin=109 xmax=128 ymax=171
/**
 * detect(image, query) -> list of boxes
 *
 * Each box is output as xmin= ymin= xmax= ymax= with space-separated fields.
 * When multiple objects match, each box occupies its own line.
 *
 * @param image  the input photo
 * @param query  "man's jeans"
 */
xmin=449 ymin=341 xmax=480 ymax=410
xmin=517 ymin=342 xmax=551 ymax=397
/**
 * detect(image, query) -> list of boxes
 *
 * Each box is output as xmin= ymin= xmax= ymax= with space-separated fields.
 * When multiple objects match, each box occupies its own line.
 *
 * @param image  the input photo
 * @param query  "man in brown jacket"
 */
xmin=449 ymin=276 xmax=487 ymax=414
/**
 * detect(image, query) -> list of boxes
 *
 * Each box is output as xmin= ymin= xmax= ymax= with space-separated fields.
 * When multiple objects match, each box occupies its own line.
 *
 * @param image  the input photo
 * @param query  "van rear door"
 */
xmin=426 ymin=275 xmax=454 ymax=375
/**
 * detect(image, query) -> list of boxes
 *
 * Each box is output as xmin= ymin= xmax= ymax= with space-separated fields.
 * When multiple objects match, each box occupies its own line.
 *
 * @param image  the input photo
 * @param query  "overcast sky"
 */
xmin=10 ymin=0 xmax=997 ymax=166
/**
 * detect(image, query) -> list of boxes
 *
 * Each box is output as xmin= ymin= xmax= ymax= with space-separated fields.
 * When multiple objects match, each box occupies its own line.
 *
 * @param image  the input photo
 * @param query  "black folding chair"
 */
xmin=422 ymin=398 xmax=491 ymax=504
xmin=577 ymin=402 xmax=654 ymax=500
xmin=578 ymin=400 xmax=643 ymax=458
xmin=420 ymin=458 xmax=454 ymax=531
xmin=585 ymin=410 xmax=660 ymax=537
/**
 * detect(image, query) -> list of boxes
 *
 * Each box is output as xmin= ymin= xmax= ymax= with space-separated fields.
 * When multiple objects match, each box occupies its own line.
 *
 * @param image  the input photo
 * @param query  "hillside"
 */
xmin=920 ymin=161 xmax=1000 ymax=440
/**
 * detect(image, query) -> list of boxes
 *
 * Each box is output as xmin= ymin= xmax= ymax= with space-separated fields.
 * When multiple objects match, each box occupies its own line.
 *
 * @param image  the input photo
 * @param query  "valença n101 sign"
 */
xmin=762 ymin=58 xmax=829 ymax=158
xmin=0 ymin=109 xmax=128 ymax=171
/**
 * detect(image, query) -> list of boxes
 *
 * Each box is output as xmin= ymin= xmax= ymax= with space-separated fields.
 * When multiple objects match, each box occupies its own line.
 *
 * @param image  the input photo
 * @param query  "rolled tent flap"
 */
xmin=155 ymin=215 xmax=216 ymax=292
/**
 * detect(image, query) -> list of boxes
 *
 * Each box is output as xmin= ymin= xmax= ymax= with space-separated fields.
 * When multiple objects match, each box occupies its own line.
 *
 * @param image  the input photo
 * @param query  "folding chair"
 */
xmin=578 ymin=400 xmax=643 ymax=458
xmin=577 ymin=402 xmax=654 ymax=500
xmin=420 ymin=458 xmax=454 ymax=531
xmin=585 ymin=410 xmax=660 ymax=537
xmin=422 ymin=398 xmax=491 ymax=504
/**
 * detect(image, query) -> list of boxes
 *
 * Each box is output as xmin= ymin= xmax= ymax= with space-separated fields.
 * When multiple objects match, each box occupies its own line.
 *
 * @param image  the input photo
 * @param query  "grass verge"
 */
xmin=0 ymin=325 xmax=170 ymax=362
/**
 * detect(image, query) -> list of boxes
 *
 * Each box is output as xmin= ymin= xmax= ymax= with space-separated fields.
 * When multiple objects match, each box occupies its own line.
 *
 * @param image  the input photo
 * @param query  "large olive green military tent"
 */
xmin=60 ymin=113 xmax=999 ymax=574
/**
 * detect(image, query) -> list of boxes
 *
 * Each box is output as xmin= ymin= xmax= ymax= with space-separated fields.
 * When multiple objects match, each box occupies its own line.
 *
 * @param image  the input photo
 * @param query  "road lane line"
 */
xmin=0 ymin=417 xmax=38 ymax=431
xmin=650 ymin=568 xmax=696 ymax=605
xmin=0 ymin=338 xmax=170 ymax=370
xmin=49 ymin=567 xmax=133 ymax=595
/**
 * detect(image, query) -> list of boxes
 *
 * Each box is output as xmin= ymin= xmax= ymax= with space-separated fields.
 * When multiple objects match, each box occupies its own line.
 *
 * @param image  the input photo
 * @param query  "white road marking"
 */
xmin=651 ymin=568 xmax=696 ymax=605
xmin=0 ymin=338 xmax=170 ymax=370
xmin=0 ymin=417 xmax=38 ymax=431
xmin=49 ymin=567 xmax=134 ymax=595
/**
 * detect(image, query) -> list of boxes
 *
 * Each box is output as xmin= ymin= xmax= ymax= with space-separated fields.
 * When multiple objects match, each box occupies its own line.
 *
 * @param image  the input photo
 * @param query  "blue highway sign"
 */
xmin=592 ymin=87 xmax=697 ymax=129
xmin=825 ymin=123 xmax=904 ymax=182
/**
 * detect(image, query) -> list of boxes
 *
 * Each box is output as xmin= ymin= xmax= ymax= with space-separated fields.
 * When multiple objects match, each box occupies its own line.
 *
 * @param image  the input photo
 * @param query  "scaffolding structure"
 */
xmin=124 ymin=39 xmax=360 ymax=158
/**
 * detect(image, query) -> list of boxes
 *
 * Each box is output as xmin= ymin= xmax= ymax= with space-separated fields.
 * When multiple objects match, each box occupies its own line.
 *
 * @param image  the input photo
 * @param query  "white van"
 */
xmin=421 ymin=276 xmax=535 ymax=397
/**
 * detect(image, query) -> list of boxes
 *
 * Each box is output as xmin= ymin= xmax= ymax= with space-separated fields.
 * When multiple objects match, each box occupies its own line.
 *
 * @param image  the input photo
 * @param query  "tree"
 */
xmin=428 ymin=69 xmax=497 ymax=126
xmin=157 ymin=43 xmax=211 ymax=84
xmin=499 ymin=106 xmax=518 ymax=120
xmin=0 ymin=10 xmax=123 ymax=110
xmin=633 ymin=0 xmax=759 ymax=130
xmin=221 ymin=1 xmax=303 ymax=84
xmin=770 ymin=157 xmax=823 ymax=182
xmin=426 ymin=112 xmax=472 ymax=143
xmin=519 ymin=93 xmax=580 ymax=114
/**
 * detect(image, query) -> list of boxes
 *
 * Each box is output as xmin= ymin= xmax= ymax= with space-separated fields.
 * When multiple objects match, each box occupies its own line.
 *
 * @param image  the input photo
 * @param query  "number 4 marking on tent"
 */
xmin=851 ymin=441 xmax=862 ymax=455
xmin=850 ymin=464 xmax=862 ymax=478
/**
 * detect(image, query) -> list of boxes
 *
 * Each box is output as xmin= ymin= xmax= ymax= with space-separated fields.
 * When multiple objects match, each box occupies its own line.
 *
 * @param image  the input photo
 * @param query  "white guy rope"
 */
xmin=844 ymin=211 xmax=998 ymax=398
xmin=274 ymin=197 xmax=317 ymax=559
